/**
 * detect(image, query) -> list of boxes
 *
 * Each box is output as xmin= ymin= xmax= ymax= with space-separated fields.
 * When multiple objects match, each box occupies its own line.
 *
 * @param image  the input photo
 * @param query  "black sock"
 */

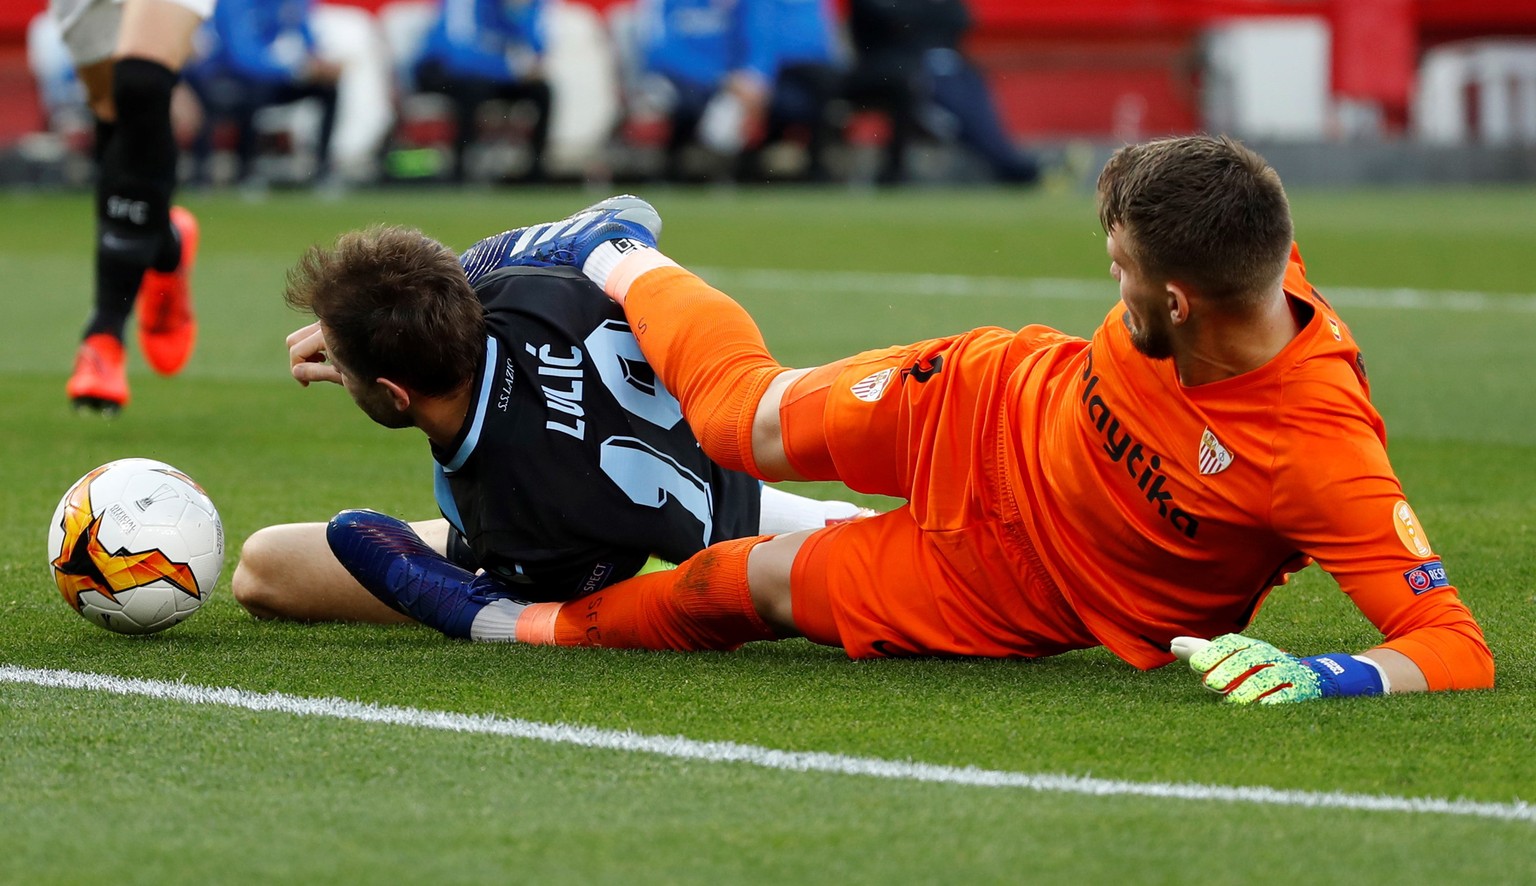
xmin=84 ymin=116 xmax=134 ymax=339
xmin=89 ymin=58 xmax=183 ymax=339
xmin=150 ymin=220 xmax=181 ymax=273
xmin=93 ymin=118 xmax=116 ymax=165
xmin=96 ymin=58 xmax=179 ymax=269
xmin=86 ymin=252 xmax=143 ymax=340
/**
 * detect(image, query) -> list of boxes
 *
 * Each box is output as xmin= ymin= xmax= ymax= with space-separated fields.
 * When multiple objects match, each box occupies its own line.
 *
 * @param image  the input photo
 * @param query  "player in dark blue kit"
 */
xmin=233 ymin=199 xmax=867 ymax=634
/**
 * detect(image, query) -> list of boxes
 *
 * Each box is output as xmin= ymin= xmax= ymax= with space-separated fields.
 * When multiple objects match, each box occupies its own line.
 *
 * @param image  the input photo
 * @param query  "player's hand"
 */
xmin=1173 ymin=634 xmax=1324 ymax=705
xmin=1173 ymin=634 xmax=1389 ymax=703
xmin=637 ymin=555 xmax=676 ymax=575
xmin=287 ymin=321 xmax=343 ymax=387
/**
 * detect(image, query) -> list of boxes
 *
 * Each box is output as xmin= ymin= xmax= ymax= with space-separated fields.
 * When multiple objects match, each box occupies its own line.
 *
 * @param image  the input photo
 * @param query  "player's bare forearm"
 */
xmin=1361 ymin=647 xmax=1428 ymax=693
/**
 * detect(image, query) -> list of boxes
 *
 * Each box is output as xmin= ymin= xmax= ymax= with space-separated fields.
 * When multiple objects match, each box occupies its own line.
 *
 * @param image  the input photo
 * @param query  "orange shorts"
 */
xmin=779 ymin=327 xmax=1096 ymax=659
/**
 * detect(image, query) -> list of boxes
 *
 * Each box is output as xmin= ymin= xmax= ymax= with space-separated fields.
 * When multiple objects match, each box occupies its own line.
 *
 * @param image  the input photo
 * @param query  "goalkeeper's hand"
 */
xmin=1171 ymin=634 xmax=1387 ymax=704
xmin=637 ymin=555 xmax=676 ymax=575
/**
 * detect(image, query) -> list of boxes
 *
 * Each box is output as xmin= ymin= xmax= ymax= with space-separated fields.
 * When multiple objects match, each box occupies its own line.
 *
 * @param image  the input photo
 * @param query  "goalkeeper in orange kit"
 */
xmin=327 ymin=137 xmax=1493 ymax=705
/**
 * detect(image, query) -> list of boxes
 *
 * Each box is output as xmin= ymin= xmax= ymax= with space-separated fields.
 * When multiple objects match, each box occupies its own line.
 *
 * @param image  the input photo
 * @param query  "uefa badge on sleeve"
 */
xmin=1403 ymin=560 xmax=1449 ymax=595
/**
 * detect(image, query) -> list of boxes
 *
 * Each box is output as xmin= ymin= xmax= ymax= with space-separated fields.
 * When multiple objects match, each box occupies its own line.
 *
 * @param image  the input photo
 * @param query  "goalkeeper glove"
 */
xmin=1171 ymin=633 xmax=1388 ymax=705
xmin=638 ymin=555 xmax=677 ymax=575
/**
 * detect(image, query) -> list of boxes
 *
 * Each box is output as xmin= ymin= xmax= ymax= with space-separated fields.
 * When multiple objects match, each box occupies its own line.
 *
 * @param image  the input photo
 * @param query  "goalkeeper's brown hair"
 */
xmin=1096 ymin=135 xmax=1293 ymax=309
xmin=284 ymin=226 xmax=484 ymax=397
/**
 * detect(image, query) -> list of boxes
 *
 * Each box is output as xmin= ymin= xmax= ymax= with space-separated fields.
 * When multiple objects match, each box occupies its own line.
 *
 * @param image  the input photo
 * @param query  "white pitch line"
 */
xmin=2 ymin=664 xmax=1529 ymax=824
xmin=694 ymin=267 xmax=1536 ymax=314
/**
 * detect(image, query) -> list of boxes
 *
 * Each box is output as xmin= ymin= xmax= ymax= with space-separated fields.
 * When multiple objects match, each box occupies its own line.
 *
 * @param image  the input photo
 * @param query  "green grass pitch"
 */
xmin=1 ymin=185 xmax=1534 ymax=883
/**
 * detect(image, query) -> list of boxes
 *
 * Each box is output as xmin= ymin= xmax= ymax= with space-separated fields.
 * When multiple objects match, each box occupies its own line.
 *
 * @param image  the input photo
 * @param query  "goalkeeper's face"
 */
xmin=1108 ymin=230 xmax=1175 ymax=360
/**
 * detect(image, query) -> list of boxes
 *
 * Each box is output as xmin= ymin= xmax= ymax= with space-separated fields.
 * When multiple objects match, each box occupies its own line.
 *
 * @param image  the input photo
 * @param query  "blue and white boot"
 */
xmin=460 ymin=195 xmax=661 ymax=283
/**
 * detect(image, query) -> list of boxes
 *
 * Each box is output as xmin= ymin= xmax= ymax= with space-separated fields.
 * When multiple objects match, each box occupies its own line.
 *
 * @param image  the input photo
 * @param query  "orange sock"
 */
xmin=516 ymin=536 xmax=777 ymax=651
xmin=616 ymin=265 xmax=784 ymax=477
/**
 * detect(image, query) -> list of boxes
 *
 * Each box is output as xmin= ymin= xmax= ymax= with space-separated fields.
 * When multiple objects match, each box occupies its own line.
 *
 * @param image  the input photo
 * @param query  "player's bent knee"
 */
xmin=113 ymin=0 xmax=206 ymax=70
xmin=230 ymin=562 xmax=280 ymax=620
xmin=230 ymin=526 xmax=297 ymax=619
xmin=230 ymin=559 xmax=280 ymax=619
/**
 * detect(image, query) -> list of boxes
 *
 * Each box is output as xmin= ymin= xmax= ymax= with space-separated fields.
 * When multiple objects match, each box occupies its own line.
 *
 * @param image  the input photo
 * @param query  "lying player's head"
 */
xmin=285 ymin=226 xmax=485 ymax=428
xmin=1096 ymin=136 xmax=1293 ymax=357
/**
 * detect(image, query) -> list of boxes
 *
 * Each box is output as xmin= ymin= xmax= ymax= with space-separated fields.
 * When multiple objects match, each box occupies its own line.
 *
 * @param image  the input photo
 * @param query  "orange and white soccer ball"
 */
xmin=47 ymin=458 xmax=224 ymax=635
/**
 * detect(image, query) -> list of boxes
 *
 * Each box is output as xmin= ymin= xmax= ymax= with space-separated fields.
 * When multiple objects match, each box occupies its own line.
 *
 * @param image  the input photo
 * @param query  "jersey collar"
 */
xmin=435 ymin=335 xmax=498 ymax=473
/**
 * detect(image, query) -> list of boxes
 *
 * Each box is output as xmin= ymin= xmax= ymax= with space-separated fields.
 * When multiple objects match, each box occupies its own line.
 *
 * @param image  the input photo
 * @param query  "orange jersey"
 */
xmin=1003 ymin=247 xmax=1491 ymax=687
xmin=626 ymin=251 xmax=1492 ymax=689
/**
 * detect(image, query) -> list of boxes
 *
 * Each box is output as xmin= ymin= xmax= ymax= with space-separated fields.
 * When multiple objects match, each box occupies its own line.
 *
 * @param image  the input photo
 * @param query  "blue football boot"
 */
xmin=326 ymin=509 xmax=517 ymax=639
xmin=460 ymin=195 xmax=661 ymax=283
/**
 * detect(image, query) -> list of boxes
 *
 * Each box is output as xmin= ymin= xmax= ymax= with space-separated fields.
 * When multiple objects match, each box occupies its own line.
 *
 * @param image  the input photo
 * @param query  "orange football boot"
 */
xmin=66 ymin=333 xmax=129 ymax=414
xmin=137 ymin=205 xmax=199 ymax=376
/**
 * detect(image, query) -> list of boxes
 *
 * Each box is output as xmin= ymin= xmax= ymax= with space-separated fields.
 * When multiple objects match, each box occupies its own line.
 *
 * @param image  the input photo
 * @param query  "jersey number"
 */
xmin=586 ymin=321 xmax=713 ymax=543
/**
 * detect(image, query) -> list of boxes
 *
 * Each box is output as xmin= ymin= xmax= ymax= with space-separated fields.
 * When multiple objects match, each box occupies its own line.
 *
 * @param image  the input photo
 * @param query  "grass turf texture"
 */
xmin=2 ymin=187 xmax=1534 ymax=882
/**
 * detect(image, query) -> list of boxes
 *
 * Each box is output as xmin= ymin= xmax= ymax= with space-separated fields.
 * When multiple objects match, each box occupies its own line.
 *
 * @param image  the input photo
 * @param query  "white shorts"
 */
xmin=50 ymin=0 xmax=216 ymax=66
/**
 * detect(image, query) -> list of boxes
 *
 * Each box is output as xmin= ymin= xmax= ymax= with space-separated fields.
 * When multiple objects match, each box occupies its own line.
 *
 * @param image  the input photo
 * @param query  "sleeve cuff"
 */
xmin=583 ymin=242 xmax=678 ymax=301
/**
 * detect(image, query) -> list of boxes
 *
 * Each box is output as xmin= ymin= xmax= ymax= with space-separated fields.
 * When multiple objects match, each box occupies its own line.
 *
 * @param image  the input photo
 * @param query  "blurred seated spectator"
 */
xmin=635 ymin=0 xmax=775 ymax=181
xmin=184 ymin=0 xmax=342 ymax=185
xmin=27 ymin=13 xmax=90 ymax=141
xmin=847 ymin=0 xmax=1038 ymax=184
xmin=737 ymin=0 xmax=847 ymax=182
xmin=307 ymin=4 xmax=397 ymax=185
xmin=412 ymin=0 xmax=551 ymax=183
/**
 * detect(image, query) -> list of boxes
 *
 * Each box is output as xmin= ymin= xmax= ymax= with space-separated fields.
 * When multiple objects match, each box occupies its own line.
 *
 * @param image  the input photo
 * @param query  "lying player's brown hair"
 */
xmin=285 ymin=226 xmax=485 ymax=397
xmin=1096 ymin=135 xmax=1293 ymax=308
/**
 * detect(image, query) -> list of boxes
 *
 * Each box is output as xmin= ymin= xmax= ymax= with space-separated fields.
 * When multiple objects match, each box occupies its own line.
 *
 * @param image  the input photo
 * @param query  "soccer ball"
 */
xmin=47 ymin=458 xmax=224 ymax=635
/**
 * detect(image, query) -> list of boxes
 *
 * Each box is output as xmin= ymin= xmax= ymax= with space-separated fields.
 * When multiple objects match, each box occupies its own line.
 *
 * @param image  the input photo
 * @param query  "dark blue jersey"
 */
xmin=431 ymin=263 xmax=761 ymax=602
